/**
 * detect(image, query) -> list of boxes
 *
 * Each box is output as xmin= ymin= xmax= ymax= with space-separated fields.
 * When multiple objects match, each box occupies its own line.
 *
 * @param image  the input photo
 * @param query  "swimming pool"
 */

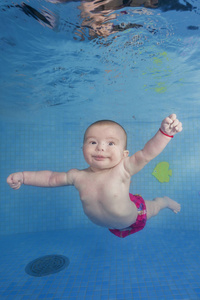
xmin=1 ymin=0 xmax=200 ymax=299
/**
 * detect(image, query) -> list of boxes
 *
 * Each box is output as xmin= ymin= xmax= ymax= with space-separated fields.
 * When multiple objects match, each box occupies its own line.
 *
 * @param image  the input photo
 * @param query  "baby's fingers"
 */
xmin=12 ymin=184 xmax=21 ymax=190
xmin=7 ymin=173 xmax=23 ymax=189
xmin=175 ymin=122 xmax=183 ymax=133
xmin=171 ymin=119 xmax=183 ymax=134
xmin=164 ymin=116 xmax=175 ymax=125
xmin=161 ymin=114 xmax=182 ymax=136
xmin=7 ymin=175 xmax=14 ymax=185
xmin=168 ymin=113 xmax=177 ymax=121
xmin=9 ymin=181 xmax=21 ymax=190
xmin=170 ymin=119 xmax=179 ymax=128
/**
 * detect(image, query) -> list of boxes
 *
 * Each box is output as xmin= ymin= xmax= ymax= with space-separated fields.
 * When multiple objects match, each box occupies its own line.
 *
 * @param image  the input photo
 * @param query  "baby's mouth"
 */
xmin=93 ymin=155 xmax=106 ymax=160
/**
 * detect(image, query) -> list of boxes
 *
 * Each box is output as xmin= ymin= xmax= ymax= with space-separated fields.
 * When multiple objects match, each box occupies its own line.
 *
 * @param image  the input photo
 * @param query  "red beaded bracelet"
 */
xmin=159 ymin=128 xmax=174 ymax=138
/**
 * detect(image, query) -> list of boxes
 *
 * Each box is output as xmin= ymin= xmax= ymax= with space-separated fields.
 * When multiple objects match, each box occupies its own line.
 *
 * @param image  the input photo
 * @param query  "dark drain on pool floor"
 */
xmin=25 ymin=254 xmax=70 ymax=277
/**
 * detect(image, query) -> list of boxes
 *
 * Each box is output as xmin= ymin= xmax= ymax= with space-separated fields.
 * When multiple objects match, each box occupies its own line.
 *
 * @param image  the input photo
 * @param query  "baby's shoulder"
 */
xmin=69 ymin=168 xmax=90 ymax=188
xmin=68 ymin=168 xmax=88 ymax=180
xmin=66 ymin=168 xmax=80 ymax=181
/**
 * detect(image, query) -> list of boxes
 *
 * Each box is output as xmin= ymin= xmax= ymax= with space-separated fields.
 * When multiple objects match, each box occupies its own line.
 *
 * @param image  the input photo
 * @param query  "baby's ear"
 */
xmin=123 ymin=150 xmax=129 ymax=157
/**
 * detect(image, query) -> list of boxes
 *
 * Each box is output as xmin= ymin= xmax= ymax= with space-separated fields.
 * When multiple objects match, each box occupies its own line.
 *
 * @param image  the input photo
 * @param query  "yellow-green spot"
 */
xmin=152 ymin=162 xmax=172 ymax=183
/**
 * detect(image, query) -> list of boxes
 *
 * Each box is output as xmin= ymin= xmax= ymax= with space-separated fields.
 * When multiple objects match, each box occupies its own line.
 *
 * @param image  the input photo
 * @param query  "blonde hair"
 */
xmin=84 ymin=120 xmax=127 ymax=149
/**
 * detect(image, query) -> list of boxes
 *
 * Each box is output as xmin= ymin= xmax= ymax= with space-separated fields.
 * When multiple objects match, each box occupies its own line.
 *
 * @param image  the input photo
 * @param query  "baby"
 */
xmin=7 ymin=114 xmax=182 ymax=238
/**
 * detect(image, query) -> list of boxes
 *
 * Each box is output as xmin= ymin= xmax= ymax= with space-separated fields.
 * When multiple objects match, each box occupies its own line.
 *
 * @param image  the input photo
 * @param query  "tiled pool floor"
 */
xmin=0 ymin=227 xmax=200 ymax=300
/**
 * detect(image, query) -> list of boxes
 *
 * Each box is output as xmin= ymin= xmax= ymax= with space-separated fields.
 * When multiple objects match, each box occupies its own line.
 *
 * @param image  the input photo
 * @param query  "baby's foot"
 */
xmin=163 ymin=196 xmax=181 ymax=214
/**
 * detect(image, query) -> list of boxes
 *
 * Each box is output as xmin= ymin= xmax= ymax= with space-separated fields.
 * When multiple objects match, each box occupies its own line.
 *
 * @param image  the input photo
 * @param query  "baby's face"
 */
xmin=83 ymin=124 xmax=129 ymax=171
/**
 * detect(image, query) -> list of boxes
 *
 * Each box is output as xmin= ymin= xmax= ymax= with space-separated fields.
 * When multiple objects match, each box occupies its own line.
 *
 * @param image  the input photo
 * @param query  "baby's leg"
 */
xmin=145 ymin=196 xmax=181 ymax=220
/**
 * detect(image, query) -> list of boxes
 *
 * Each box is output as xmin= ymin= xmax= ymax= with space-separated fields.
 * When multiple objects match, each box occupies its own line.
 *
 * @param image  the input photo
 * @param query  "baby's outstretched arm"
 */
xmin=125 ymin=114 xmax=182 ymax=176
xmin=7 ymin=169 xmax=77 ymax=190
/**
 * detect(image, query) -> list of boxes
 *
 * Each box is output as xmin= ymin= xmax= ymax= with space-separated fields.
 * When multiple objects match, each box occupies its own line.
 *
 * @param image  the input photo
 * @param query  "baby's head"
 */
xmin=84 ymin=120 xmax=127 ymax=149
xmin=83 ymin=120 xmax=129 ymax=170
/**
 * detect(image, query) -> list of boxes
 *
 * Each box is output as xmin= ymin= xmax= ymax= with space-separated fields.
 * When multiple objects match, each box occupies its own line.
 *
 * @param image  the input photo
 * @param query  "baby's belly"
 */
xmin=82 ymin=201 xmax=138 ymax=229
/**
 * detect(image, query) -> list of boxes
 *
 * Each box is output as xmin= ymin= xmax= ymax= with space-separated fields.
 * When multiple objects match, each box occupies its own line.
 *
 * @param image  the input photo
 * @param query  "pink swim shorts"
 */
xmin=109 ymin=194 xmax=147 ymax=238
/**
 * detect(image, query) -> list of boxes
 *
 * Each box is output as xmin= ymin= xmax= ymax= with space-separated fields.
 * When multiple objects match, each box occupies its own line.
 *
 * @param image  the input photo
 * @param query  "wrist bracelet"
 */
xmin=159 ymin=128 xmax=173 ymax=138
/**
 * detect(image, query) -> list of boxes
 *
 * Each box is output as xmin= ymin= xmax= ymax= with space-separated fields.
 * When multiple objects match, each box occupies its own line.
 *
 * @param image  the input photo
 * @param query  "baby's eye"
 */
xmin=108 ymin=142 xmax=114 ymax=146
xmin=90 ymin=141 xmax=96 ymax=145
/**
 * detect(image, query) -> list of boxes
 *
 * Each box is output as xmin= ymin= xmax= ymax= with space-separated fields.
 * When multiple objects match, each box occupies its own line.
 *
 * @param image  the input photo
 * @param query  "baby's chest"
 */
xmin=77 ymin=173 xmax=125 ymax=200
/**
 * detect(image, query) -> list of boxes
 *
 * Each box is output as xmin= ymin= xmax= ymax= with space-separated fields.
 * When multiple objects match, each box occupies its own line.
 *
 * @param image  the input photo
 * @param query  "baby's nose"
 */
xmin=97 ymin=142 xmax=105 ymax=151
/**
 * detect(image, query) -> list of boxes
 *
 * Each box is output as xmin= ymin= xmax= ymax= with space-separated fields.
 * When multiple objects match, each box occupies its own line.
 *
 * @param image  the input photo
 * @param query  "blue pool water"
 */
xmin=0 ymin=0 xmax=200 ymax=299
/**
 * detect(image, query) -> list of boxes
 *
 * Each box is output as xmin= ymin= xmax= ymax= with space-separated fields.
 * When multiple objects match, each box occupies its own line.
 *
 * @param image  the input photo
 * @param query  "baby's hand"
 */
xmin=160 ymin=114 xmax=182 ymax=137
xmin=7 ymin=172 xmax=24 ymax=190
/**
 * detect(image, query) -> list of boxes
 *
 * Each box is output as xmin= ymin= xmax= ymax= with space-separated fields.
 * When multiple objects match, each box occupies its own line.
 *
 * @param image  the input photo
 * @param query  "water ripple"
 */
xmin=0 ymin=0 xmax=200 ymax=122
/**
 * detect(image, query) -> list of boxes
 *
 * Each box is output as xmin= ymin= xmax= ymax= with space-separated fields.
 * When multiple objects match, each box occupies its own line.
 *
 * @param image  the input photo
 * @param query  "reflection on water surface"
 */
xmin=2 ymin=0 xmax=197 ymax=39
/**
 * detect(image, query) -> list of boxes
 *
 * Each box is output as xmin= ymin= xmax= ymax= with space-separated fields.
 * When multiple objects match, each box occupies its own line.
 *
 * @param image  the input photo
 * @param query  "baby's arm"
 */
xmin=125 ymin=114 xmax=182 ymax=176
xmin=7 ymin=169 xmax=77 ymax=190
